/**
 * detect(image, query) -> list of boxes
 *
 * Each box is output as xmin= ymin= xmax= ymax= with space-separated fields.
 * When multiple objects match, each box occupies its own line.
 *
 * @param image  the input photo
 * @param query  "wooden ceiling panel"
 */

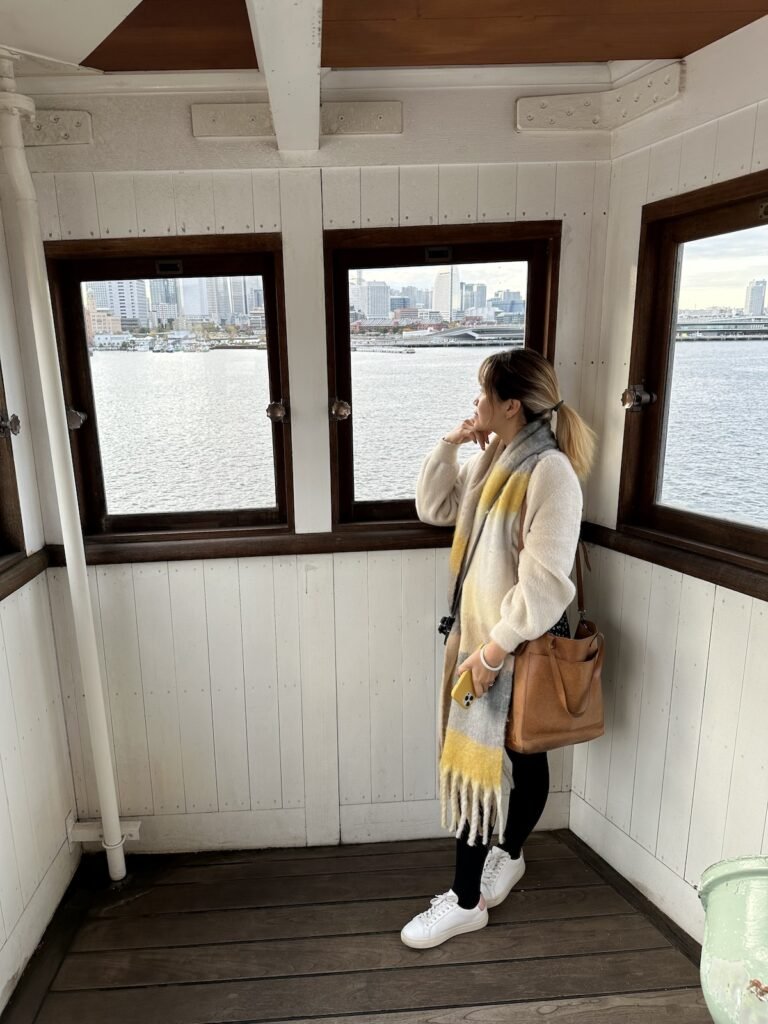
xmin=80 ymin=0 xmax=768 ymax=73
xmin=321 ymin=8 xmax=768 ymax=67
xmin=83 ymin=0 xmax=257 ymax=72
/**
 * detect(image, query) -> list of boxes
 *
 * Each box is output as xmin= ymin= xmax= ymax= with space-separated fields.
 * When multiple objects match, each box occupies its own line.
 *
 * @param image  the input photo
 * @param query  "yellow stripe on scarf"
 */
xmin=448 ymin=467 xmax=531 ymax=578
xmin=439 ymin=727 xmax=503 ymax=792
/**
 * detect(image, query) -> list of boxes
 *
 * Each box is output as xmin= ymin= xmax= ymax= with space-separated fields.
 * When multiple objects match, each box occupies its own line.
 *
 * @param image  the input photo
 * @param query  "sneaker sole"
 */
xmin=483 ymin=865 xmax=526 ymax=909
xmin=400 ymin=911 xmax=489 ymax=949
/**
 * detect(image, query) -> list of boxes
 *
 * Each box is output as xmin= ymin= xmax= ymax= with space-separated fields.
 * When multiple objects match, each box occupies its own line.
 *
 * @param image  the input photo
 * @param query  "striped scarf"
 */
xmin=438 ymin=416 xmax=558 ymax=846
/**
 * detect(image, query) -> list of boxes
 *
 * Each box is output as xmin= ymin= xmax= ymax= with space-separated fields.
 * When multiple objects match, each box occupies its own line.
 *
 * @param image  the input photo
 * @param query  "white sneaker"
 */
xmin=400 ymin=889 xmax=488 ymax=949
xmin=480 ymin=846 xmax=526 ymax=908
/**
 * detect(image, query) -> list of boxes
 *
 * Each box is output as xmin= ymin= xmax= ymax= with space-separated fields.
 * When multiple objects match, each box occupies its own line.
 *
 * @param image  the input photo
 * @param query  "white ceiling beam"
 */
xmin=245 ymin=0 xmax=322 ymax=153
xmin=0 ymin=0 xmax=143 ymax=67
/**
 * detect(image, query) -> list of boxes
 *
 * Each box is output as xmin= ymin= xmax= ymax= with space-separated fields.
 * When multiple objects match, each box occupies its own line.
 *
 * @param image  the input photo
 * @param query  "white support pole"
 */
xmin=0 ymin=49 xmax=127 ymax=881
xmin=246 ymin=0 xmax=322 ymax=153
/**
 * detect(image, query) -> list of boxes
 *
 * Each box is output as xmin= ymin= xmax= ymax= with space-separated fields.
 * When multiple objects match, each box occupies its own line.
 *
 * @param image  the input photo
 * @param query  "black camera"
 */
xmin=438 ymin=614 xmax=455 ymax=644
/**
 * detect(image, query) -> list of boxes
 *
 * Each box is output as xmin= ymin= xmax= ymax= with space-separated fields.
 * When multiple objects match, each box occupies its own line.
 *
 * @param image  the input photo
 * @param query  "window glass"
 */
xmin=658 ymin=225 xmax=768 ymax=528
xmin=349 ymin=261 xmax=528 ymax=501
xmin=81 ymin=275 xmax=275 ymax=514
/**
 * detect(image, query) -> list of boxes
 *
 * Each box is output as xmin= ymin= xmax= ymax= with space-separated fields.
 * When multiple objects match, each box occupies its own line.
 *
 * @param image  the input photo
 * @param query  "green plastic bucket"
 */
xmin=698 ymin=856 xmax=768 ymax=1023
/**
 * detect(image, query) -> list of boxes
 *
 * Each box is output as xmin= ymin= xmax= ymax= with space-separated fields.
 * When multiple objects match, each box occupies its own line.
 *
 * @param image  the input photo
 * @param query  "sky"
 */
xmin=353 ymin=224 xmax=768 ymax=310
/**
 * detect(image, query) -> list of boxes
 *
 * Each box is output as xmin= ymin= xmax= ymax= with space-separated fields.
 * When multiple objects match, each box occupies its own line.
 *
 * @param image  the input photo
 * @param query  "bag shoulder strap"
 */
xmin=517 ymin=493 xmax=589 ymax=618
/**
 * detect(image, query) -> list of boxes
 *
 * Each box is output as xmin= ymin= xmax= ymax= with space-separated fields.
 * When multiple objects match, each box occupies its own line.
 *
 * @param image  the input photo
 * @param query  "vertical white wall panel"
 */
xmin=133 ymin=173 xmax=177 ymax=236
xmin=172 ymin=171 xmax=215 ymax=235
xmin=629 ymin=563 xmax=682 ymax=855
xmin=605 ymin=556 xmax=652 ymax=833
xmin=133 ymin=563 xmax=186 ymax=815
xmin=322 ymin=167 xmax=361 ymax=229
xmin=721 ymin=599 xmax=768 ymax=860
xmin=93 ymin=172 xmax=138 ymax=238
xmin=203 ymin=559 xmax=249 ymax=812
xmin=279 ymin=169 xmax=332 ymax=533
xmin=751 ymin=98 xmax=768 ymax=171
xmin=553 ymin=162 xmax=596 ymax=408
xmin=240 ymin=559 xmax=283 ymax=810
xmin=54 ymin=172 xmax=99 ymax=239
xmin=334 ymin=552 xmax=372 ymax=806
xmin=251 ymin=170 xmax=281 ymax=231
xmin=646 ymin=135 xmax=682 ymax=201
xmin=577 ymin=161 xmax=610 ymax=432
xmin=712 ymin=106 xmax=758 ymax=183
xmin=437 ymin=165 xmax=478 ymax=224
xmin=32 ymin=173 xmax=61 ymax=240
xmin=168 ymin=562 xmax=217 ymax=813
xmin=655 ymin=576 xmax=715 ymax=877
xmin=272 ymin=556 xmax=306 ymax=809
xmin=97 ymin=565 xmax=153 ymax=816
xmin=678 ymin=122 xmax=718 ymax=193
xmin=360 ymin=167 xmax=399 ymax=227
xmin=0 ymin=755 xmax=22 ymax=944
xmin=685 ymin=588 xmax=751 ymax=886
xmin=583 ymin=547 xmax=624 ymax=815
xmin=399 ymin=165 xmax=438 ymax=226
xmin=477 ymin=164 xmax=517 ymax=222
xmin=0 ymin=606 xmax=40 ymax=906
xmin=212 ymin=170 xmax=255 ymax=234
xmin=297 ymin=555 xmax=339 ymax=846
xmin=368 ymin=551 xmax=404 ymax=804
xmin=516 ymin=163 xmax=556 ymax=220
xmin=401 ymin=550 xmax=437 ymax=802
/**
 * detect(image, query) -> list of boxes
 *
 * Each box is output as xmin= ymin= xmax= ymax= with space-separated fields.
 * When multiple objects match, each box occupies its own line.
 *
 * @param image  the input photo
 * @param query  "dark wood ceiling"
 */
xmin=84 ymin=0 xmax=768 ymax=72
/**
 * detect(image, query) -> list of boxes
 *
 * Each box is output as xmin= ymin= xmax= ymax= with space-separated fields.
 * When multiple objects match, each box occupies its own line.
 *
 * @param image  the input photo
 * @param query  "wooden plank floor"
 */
xmin=19 ymin=829 xmax=711 ymax=1024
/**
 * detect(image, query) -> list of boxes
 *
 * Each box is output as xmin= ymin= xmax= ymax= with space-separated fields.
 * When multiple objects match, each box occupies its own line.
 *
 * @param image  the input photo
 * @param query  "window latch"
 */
xmin=330 ymin=398 xmax=351 ymax=421
xmin=66 ymin=407 xmax=88 ymax=430
xmin=621 ymin=384 xmax=656 ymax=412
xmin=266 ymin=400 xmax=289 ymax=423
xmin=0 ymin=413 xmax=21 ymax=438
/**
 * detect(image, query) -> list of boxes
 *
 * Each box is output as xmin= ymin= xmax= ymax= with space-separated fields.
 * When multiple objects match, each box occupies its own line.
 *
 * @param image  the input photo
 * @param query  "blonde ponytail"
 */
xmin=553 ymin=401 xmax=597 ymax=482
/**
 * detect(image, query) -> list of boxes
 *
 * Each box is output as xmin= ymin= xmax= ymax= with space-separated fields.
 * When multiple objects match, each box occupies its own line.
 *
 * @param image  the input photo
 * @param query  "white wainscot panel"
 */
xmin=173 ymin=171 xmax=215 ymax=235
xmin=368 ymin=551 xmax=404 ymax=804
xmin=516 ymin=162 xmax=556 ymax=220
xmin=335 ymin=551 xmax=372 ymax=806
xmin=272 ymin=555 xmax=306 ymax=810
xmin=134 ymin=173 xmax=177 ymax=237
xmin=94 ymin=172 xmax=138 ymax=239
xmin=477 ymin=164 xmax=517 ymax=222
xmin=322 ymin=167 xmax=361 ymax=228
xmin=399 ymin=165 xmax=438 ymax=226
xmin=54 ymin=172 xmax=99 ymax=239
xmin=678 ymin=122 xmax=718 ymax=193
xmin=213 ymin=170 xmax=255 ymax=233
xmin=713 ymin=106 xmax=758 ymax=183
xmin=32 ymin=173 xmax=61 ymax=240
xmin=360 ymin=166 xmax=398 ymax=227
xmin=647 ymin=135 xmax=682 ymax=201
xmin=437 ymin=165 xmax=478 ymax=224
xmin=252 ymin=170 xmax=281 ymax=231
xmin=752 ymin=99 xmax=768 ymax=171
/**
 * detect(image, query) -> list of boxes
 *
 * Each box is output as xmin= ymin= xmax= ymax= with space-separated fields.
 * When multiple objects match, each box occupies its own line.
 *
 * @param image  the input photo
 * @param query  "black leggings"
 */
xmin=450 ymin=606 xmax=569 ymax=909
xmin=451 ymin=747 xmax=549 ymax=908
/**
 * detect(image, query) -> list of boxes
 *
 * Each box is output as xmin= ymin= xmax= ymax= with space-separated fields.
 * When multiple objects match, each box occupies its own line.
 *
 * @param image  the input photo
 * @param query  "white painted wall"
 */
xmin=0 ymin=574 xmax=79 ymax=1015
xmin=571 ymin=20 xmax=768 ymax=946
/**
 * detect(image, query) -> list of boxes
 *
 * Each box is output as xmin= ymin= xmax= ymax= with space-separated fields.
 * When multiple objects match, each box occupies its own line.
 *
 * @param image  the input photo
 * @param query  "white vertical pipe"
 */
xmin=0 ymin=51 xmax=126 ymax=880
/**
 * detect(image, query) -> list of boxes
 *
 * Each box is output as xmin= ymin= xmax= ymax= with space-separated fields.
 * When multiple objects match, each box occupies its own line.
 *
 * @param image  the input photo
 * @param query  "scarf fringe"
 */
xmin=440 ymin=765 xmax=505 ymax=847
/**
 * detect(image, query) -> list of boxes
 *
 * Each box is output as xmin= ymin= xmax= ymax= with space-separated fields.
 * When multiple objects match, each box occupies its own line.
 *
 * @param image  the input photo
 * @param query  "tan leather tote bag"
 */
xmin=505 ymin=497 xmax=605 ymax=753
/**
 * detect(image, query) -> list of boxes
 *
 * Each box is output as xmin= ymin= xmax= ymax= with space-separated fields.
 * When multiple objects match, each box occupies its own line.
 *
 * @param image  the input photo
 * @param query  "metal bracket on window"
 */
xmin=330 ymin=398 xmax=351 ymax=421
xmin=66 ymin=407 xmax=88 ymax=430
xmin=0 ymin=413 xmax=21 ymax=438
xmin=621 ymin=384 xmax=656 ymax=412
xmin=266 ymin=400 xmax=289 ymax=423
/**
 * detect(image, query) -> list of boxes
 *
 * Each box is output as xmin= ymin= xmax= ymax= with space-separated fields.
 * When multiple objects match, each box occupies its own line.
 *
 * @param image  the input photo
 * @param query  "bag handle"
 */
xmin=517 ymin=495 xmax=589 ymax=619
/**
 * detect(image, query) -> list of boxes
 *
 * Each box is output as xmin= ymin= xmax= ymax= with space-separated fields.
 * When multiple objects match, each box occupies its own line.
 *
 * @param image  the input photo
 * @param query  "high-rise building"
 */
xmin=744 ymin=279 xmax=766 ymax=316
xmin=433 ymin=269 xmax=461 ymax=320
xmin=246 ymin=275 xmax=264 ymax=311
xmin=363 ymin=281 xmax=390 ymax=318
xmin=182 ymin=278 xmax=209 ymax=318
xmin=207 ymin=277 xmax=233 ymax=323
xmin=390 ymin=296 xmax=409 ymax=313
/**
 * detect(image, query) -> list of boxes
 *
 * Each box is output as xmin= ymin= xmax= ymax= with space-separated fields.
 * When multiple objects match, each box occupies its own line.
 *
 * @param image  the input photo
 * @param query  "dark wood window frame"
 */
xmin=324 ymin=223 xmax=562 ymax=538
xmin=44 ymin=235 xmax=295 ymax=563
xmin=614 ymin=168 xmax=768 ymax=599
xmin=0 ymin=353 xmax=34 ymax=597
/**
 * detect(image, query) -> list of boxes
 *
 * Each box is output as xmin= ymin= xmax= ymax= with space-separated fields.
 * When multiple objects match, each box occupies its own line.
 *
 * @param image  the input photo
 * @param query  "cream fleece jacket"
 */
xmin=415 ymin=436 xmax=584 ymax=653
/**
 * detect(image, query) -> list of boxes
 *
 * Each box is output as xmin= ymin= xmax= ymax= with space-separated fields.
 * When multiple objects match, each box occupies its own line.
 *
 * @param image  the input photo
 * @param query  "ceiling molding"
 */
xmin=0 ymin=0 xmax=142 ymax=67
xmin=13 ymin=70 xmax=269 ymax=98
xmin=517 ymin=62 xmax=684 ymax=132
xmin=319 ymin=65 xmax=614 ymax=91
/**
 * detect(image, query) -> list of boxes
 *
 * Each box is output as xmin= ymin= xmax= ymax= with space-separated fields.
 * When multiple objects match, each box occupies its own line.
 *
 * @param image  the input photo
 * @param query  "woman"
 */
xmin=402 ymin=347 xmax=597 ymax=950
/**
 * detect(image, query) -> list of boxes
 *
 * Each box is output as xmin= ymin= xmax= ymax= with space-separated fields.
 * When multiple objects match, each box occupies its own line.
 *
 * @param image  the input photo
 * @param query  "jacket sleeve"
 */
xmin=415 ymin=437 xmax=481 ymax=527
xmin=488 ymin=454 xmax=584 ymax=654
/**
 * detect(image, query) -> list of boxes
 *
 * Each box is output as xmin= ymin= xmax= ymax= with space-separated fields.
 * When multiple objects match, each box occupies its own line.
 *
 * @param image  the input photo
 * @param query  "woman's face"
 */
xmin=472 ymin=380 xmax=522 ymax=436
